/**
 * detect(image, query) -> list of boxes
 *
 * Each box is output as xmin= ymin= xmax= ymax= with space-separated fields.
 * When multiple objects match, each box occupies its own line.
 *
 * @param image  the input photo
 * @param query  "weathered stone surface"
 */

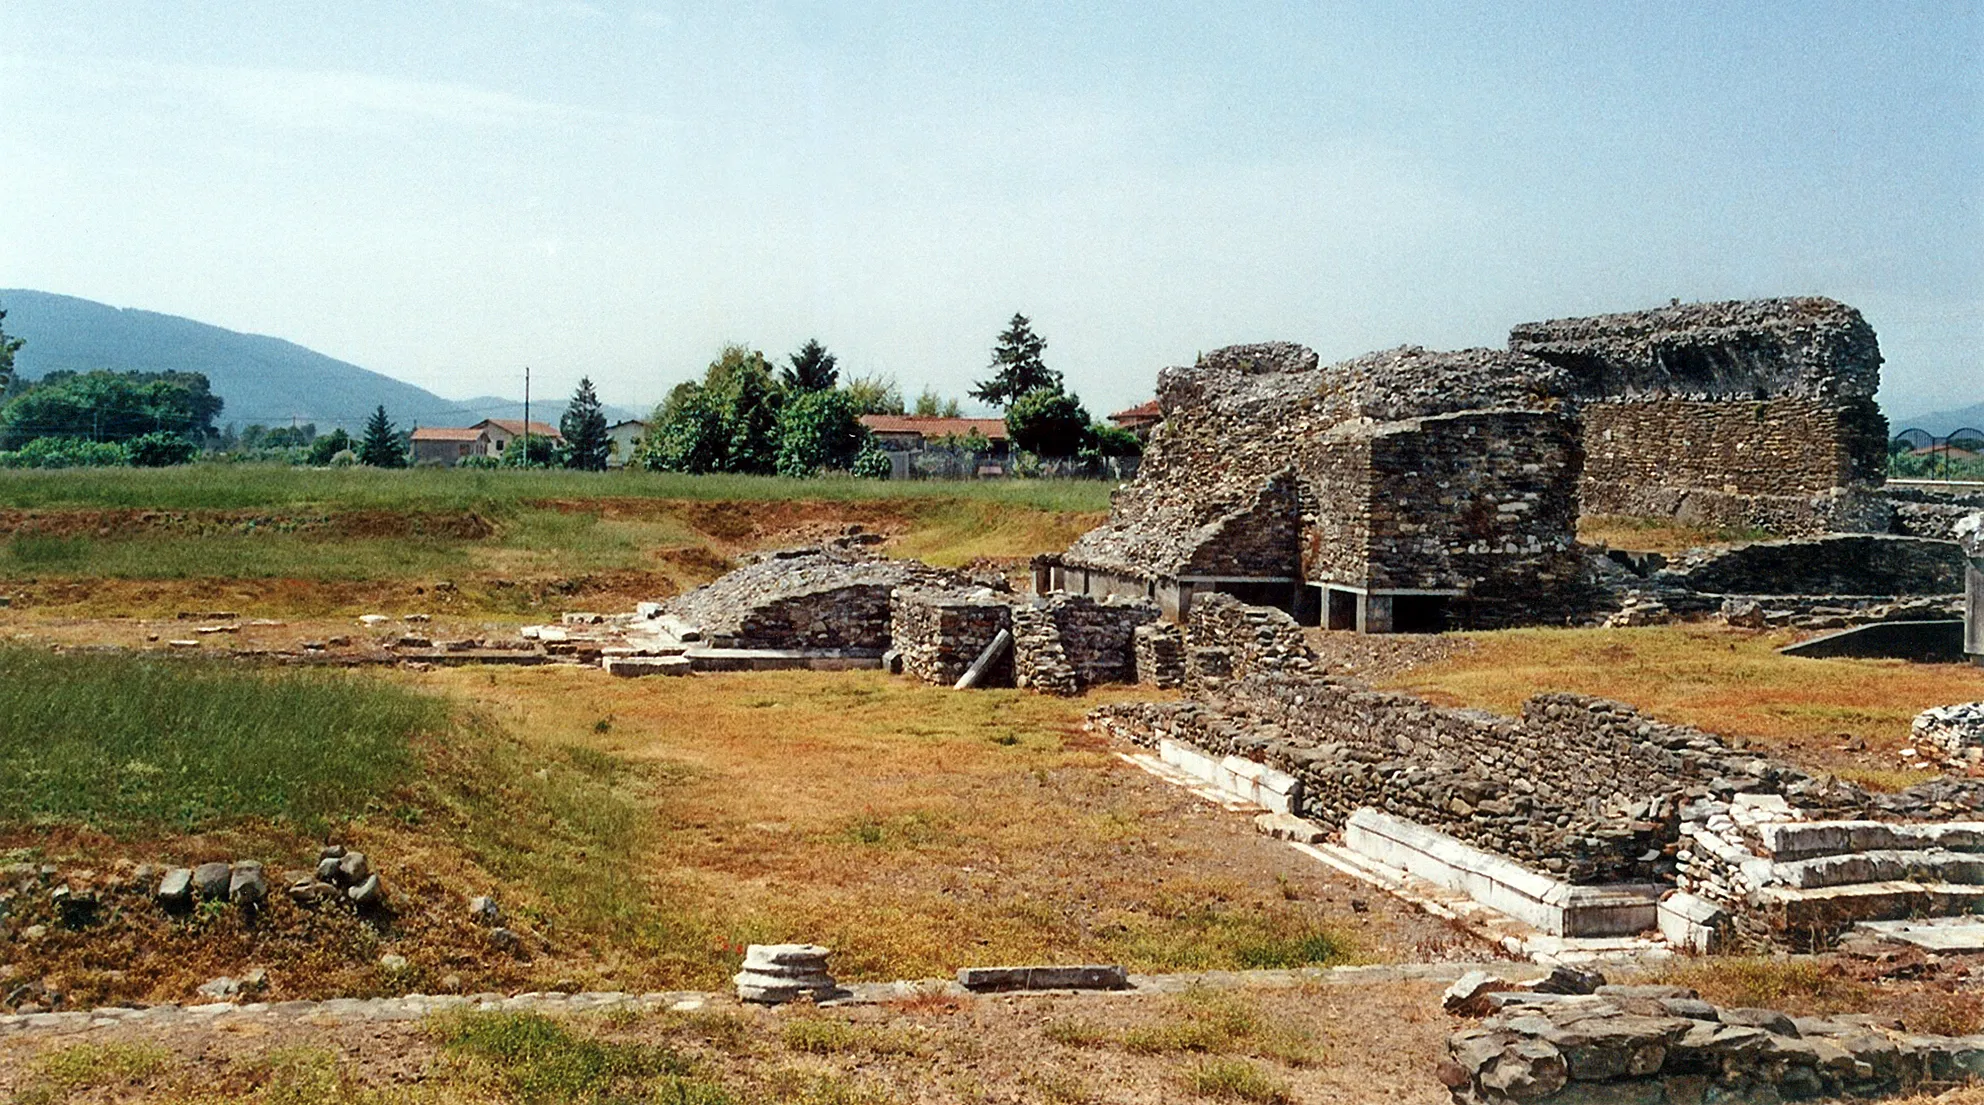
xmin=155 ymin=868 xmax=193 ymax=908
xmin=955 ymin=965 xmax=1129 ymax=992
xmin=336 ymin=853 xmax=370 ymax=887
xmin=665 ymin=547 xmax=988 ymax=651
xmin=1254 ymin=811 xmax=1326 ymax=845
xmin=347 ymin=874 xmax=383 ymax=907
xmin=191 ymin=862 xmax=231 ymax=900
xmin=1011 ymin=593 xmax=1158 ymax=695
xmin=469 ymin=896 xmax=502 ymax=926
xmin=735 ymin=944 xmax=840 ymax=1005
xmin=227 ymin=862 xmax=267 ymax=906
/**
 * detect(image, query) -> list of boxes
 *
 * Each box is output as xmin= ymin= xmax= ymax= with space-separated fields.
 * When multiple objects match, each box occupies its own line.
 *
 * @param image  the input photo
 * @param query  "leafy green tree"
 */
xmin=0 ymin=306 xmax=21 ymax=393
xmin=638 ymin=345 xmax=784 ymax=474
xmin=722 ymin=353 xmax=782 ymax=474
xmin=970 ymin=313 xmax=1059 ymax=409
xmin=775 ymin=388 xmax=869 ymax=476
xmin=501 ymin=433 xmax=560 ymax=468
xmin=560 ymin=376 xmax=612 ymax=471
xmin=1005 ymin=387 xmax=1093 ymax=457
xmin=782 ymin=339 xmax=839 ymax=392
xmin=0 ymin=370 xmax=223 ymax=448
xmin=1088 ymin=422 xmax=1144 ymax=457
xmin=264 ymin=423 xmax=315 ymax=449
xmin=357 ymin=406 xmax=407 ymax=468
xmin=912 ymin=388 xmax=962 ymax=418
xmin=843 ymin=374 xmax=905 ymax=416
xmin=307 ymin=428 xmax=353 ymax=465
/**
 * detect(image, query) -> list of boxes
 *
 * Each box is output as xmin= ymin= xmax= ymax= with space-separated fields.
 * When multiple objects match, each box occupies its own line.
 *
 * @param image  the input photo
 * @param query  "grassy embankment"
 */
xmin=1385 ymin=624 xmax=1984 ymax=787
xmin=1 ymin=646 xmax=1380 ymax=1008
xmin=0 ymin=466 xmax=1111 ymax=617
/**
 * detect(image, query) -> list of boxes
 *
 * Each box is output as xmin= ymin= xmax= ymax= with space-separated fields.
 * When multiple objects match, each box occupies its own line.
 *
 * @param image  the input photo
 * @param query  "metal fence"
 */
xmin=884 ymin=449 xmax=1140 ymax=482
xmin=1892 ymin=427 xmax=1984 ymax=480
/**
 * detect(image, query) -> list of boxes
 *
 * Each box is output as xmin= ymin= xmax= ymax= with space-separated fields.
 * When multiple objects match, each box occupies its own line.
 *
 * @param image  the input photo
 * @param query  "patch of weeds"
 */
xmin=1022 ymin=1070 xmax=1094 ymax=1103
xmin=673 ymin=1008 xmax=752 ymax=1053
xmin=1231 ymin=929 xmax=1344 ymax=969
xmin=780 ymin=1016 xmax=924 ymax=1057
xmin=759 ymin=1069 xmax=900 ymax=1105
xmin=1180 ymin=1058 xmax=1290 ymax=1102
xmin=593 ymin=716 xmax=613 ymax=733
xmin=1120 ymin=991 xmax=1323 ymax=1067
xmin=1657 ymin=957 xmax=1856 ymax=1011
xmin=1041 ymin=1016 xmax=1110 ymax=1048
xmin=14 ymin=1042 xmax=172 ymax=1104
xmin=254 ymin=1047 xmax=364 ymax=1105
xmin=432 ymin=1010 xmax=703 ymax=1104
xmin=990 ymin=732 xmax=1021 ymax=746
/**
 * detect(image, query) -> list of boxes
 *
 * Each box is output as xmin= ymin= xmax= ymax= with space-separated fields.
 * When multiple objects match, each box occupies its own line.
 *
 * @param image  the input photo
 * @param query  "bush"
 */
xmin=126 ymin=431 xmax=198 ymax=467
xmin=0 ymin=437 xmax=130 ymax=468
xmin=329 ymin=448 xmax=358 ymax=468
xmin=1006 ymin=387 xmax=1094 ymax=457
xmin=851 ymin=442 xmax=892 ymax=479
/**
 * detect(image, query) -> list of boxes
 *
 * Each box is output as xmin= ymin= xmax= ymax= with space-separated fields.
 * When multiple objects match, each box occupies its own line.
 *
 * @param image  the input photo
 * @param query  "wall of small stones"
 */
xmin=1657 ymin=534 xmax=1964 ymax=597
xmin=888 ymin=589 xmax=1013 ymax=686
xmin=1089 ymin=637 xmax=1833 ymax=882
xmin=1181 ymin=593 xmax=1316 ymax=683
xmin=665 ymin=548 xmax=983 ymax=651
xmin=1011 ymin=594 xmax=1160 ymax=696
xmin=1577 ymin=397 xmax=1891 ymax=536
xmin=1132 ymin=622 xmax=1186 ymax=688
xmin=1449 ymin=987 xmax=1984 ymax=1104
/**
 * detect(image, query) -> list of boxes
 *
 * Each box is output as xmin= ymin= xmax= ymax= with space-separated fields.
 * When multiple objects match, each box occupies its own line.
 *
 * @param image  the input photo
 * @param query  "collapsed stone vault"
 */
xmin=1050 ymin=297 xmax=1890 ymax=632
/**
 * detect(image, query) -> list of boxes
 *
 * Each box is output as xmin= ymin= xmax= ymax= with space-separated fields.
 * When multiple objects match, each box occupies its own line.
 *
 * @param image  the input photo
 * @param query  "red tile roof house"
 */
xmin=858 ymin=415 xmax=1010 ymax=455
xmin=409 ymin=425 xmax=488 ymax=466
xmin=1107 ymin=399 xmax=1163 ymax=439
xmin=473 ymin=418 xmax=562 ymax=453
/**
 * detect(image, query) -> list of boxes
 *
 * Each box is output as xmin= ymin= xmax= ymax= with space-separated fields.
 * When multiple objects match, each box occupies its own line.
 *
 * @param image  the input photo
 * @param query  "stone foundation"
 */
xmin=889 ymin=588 xmax=1014 ymax=687
xmin=1012 ymin=594 xmax=1160 ymax=696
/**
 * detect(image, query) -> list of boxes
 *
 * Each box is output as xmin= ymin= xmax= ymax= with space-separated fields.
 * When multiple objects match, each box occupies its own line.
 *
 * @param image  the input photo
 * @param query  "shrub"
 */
xmin=126 ymin=431 xmax=198 ymax=467
xmin=851 ymin=442 xmax=892 ymax=479
xmin=775 ymin=388 xmax=869 ymax=476
xmin=1006 ymin=387 xmax=1093 ymax=457
xmin=0 ymin=436 xmax=130 ymax=468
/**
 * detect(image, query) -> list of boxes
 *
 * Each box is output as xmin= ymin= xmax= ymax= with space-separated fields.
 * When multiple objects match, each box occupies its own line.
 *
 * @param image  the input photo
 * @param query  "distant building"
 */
xmin=607 ymin=420 xmax=647 ymax=468
xmin=858 ymin=415 xmax=1010 ymax=455
xmin=1107 ymin=399 xmax=1163 ymax=440
xmin=472 ymin=418 xmax=562 ymax=455
xmin=410 ymin=426 xmax=489 ymax=466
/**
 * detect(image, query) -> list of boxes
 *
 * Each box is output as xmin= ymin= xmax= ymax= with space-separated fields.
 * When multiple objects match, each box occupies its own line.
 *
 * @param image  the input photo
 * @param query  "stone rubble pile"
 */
xmin=1448 ymin=985 xmax=1984 ymax=1103
xmin=734 ymin=944 xmax=842 ymax=1004
xmin=1914 ymin=703 xmax=1984 ymax=769
xmin=155 ymin=847 xmax=386 ymax=913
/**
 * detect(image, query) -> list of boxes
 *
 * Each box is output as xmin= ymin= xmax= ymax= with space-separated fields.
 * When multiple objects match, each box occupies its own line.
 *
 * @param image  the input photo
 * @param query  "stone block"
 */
xmin=956 ymin=965 xmax=1130 ymax=992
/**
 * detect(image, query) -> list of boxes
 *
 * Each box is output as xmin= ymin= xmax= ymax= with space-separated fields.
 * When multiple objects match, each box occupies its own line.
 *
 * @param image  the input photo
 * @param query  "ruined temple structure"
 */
xmin=1050 ymin=297 xmax=1888 ymax=632
xmin=1510 ymin=297 xmax=1889 ymax=536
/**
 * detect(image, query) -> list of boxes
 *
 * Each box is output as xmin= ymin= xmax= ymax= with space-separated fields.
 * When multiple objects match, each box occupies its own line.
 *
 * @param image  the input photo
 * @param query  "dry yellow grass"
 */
xmin=1577 ymin=513 xmax=1775 ymax=555
xmin=1383 ymin=624 xmax=1984 ymax=783
xmin=406 ymin=666 xmax=1411 ymax=987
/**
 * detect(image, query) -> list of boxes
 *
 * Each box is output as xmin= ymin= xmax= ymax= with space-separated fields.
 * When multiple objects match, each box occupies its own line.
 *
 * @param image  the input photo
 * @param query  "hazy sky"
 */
xmin=2 ymin=2 xmax=1978 ymax=419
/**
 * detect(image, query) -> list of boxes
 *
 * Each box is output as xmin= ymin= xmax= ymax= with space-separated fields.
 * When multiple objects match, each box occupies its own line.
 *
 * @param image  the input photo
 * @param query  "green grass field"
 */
xmin=0 ymin=464 xmax=1115 ymax=513
xmin=0 ymin=647 xmax=441 ymax=833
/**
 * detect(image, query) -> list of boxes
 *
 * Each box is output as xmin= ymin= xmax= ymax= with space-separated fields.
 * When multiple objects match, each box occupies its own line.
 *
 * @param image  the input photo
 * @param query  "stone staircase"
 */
xmin=1735 ymin=819 xmax=1984 ymax=935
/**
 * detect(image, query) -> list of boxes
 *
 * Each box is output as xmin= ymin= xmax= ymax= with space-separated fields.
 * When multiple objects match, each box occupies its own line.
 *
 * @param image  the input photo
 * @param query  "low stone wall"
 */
xmin=665 ymin=548 xmax=982 ymax=650
xmin=1182 ymin=593 xmax=1316 ymax=683
xmin=1132 ymin=622 xmax=1186 ymax=688
xmin=1012 ymin=594 xmax=1159 ymax=696
xmin=1450 ymin=988 xmax=1984 ymax=1103
xmin=1659 ymin=535 xmax=1965 ymax=597
xmin=889 ymin=588 xmax=1013 ymax=687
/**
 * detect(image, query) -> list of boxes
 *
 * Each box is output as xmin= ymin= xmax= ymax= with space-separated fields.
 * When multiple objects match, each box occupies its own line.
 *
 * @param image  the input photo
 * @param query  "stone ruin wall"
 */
xmin=1013 ymin=594 xmax=1160 ymax=696
xmin=889 ymin=589 xmax=1012 ymax=686
xmin=1963 ymin=514 xmax=1984 ymax=661
xmin=1510 ymin=296 xmax=1889 ymax=538
xmin=1358 ymin=409 xmax=1588 ymax=627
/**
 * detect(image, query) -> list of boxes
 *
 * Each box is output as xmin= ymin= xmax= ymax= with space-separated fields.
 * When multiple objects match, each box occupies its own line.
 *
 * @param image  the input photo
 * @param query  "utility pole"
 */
xmin=522 ymin=365 xmax=530 ymax=467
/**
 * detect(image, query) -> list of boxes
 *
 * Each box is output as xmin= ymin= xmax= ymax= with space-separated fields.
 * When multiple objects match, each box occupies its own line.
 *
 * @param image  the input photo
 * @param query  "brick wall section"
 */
xmin=889 ymin=589 xmax=1013 ymax=686
xmin=1132 ymin=622 xmax=1186 ymax=688
xmin=666 ymin=547 xmax=980 ymax=650
xmin=1659 ymin=535 xmax=1965 ymax=596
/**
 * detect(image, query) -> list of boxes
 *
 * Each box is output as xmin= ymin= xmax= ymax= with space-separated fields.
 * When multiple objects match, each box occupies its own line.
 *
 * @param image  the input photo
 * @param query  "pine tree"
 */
xmin=560 ymin=376 xmax=612 ymax=470
xmin=782 ymin=339 xmax=839 ymax=392
xmin=357 ymin=405 xmax=406 ymax=468
xmin=969 ymin=313 xmax=1060 ymax=409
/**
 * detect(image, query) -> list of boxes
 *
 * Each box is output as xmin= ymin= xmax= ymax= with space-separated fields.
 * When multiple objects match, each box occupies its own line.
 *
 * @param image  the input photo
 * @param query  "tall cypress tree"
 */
xmin=358 ymin=405 xmax=406 ymax=468
xmin=561 ymin=376 xmax=611 ymax=470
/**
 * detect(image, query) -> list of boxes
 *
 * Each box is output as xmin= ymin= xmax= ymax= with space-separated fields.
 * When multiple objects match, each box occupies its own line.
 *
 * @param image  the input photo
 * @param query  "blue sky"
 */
xmin=1 ymin=2 xmax=1977 ymax=419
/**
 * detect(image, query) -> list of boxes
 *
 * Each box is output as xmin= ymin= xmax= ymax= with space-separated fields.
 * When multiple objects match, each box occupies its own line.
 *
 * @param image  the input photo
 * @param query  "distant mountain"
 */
xmin=1891 ymin=402 xmax=1984 ymax=438
xmin=0 ymin=290 xmax=638 ymax=433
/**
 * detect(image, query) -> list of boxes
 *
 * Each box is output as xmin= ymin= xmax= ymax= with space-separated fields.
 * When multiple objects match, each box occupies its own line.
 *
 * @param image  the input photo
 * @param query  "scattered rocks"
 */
xmin=50 ymin=886 xmax=98 ymax=930
xmin=228 ymin=862 xmax=268 ymax=907
xmin=378 ymin=954 xmax=409 ymax=972
xmin=468 ymin=896 xmax=502 ymax=926
xmin=1913 ymin=702 xmax=1984 ymax=769
xmin=155 ymin=868 xmax=193 ymax=908
xmin=734 ymin=944 xmax=841 ymax=1004
xmin=347 ymin=875 xmax=384 ymax=907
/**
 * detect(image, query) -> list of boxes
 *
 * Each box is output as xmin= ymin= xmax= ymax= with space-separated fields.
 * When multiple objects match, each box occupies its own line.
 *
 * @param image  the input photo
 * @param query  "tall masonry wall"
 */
xmin=1511 ymin=297 xmax=1888 ymax=537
